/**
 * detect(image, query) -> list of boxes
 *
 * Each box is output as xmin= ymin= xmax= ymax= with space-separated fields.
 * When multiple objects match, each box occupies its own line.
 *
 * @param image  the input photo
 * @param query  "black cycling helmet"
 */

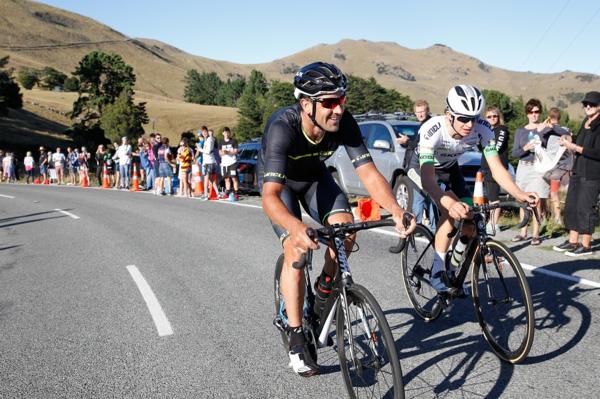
xmin=293 ymin=62 xmax=347 ymax=99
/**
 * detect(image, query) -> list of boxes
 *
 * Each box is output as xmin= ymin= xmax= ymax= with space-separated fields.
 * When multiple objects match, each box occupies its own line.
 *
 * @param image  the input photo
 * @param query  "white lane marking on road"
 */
xmin=54 ymin=209 xmax=80 ymax=219
xmin=126 ymin=265 xmax=173 ymax=337
xmin=0 ymin=194 xmax=15 ymax=199
xmin=520 ymin=263 xmax=600 ymax=288
xmin=212 ymin=200 xmax=262 ymax=209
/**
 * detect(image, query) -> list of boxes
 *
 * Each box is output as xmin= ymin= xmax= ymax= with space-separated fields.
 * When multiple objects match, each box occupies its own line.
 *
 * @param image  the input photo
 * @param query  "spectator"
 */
xmin=103 ymin=147 xmax=115 ymax=186
xmin=157 ymin=136 xmax=173 ymax=195
xmin=95 ymin=145 xmax=106 ymax=186
xmin=115 ymin=136 xmax=132 ymax=189
xmin=136 ymin=137 xmax=148 ymax=189
xmin=195 ymin=126 xmax=207 ymax=169
xmin=402 ymin=99 xmax=437 ymax=232
xmin=177 ymin=137 xmax=193 ymax=197
xmin=2 ymin=152 xmax=14 ymax=182
xmin=38 ymin=146 xmax=48 ymax=182
xmin=201 ymin=128 xmax=218 ymax=200
xmin=542 ymin=108 xmax=573 ymax=224
xmin=24 ymin=151 xmax=35 ymax=184
xmin=112 ymin=141 xmax=120 ymax=189
xmin=553 ymin=91 xmax=600 ymax=256
xmin=512 ymin=99 xmax=550 ymax=246
xmin=52 ymin=147 xmax=66 ymax=185
xmin=0 ymin=149 xmax=4 ymax=182
xmin=66 ymin=147 xmax=79 ymax=185
xmin=218 ymin=127 xmax=239 ymax=200
xmin=151 ymin=133 xmax=162 ymax=194
xmin=79 ymin=146 xmax=90 ymax=184
xmin=482 ymin=106 xmax=511 ymax=234
xmin=46 ymin=150 xmax=54 ymax=182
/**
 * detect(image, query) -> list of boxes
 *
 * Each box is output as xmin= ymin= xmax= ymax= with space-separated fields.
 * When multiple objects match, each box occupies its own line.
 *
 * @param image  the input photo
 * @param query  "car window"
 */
xmin=239 ymin=146 xmax=259 ymax=161
xmin=358 ymin=123 xmax=374 ymax=142
xmin=366 ymin=124 xmax=393 ymax=149
xmin=391 ymin=124 xmax=419 ymax=138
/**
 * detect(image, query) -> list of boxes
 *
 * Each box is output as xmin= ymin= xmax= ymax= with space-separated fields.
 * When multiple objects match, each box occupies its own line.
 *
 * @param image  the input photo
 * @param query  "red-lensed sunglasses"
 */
xmin=314 ymin=96 xmax=347 ymax=109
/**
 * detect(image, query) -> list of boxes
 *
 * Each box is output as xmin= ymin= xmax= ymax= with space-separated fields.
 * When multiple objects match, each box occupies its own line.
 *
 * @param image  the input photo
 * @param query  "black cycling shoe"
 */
xmin=289 ymin=343 xmax=320 ymax=377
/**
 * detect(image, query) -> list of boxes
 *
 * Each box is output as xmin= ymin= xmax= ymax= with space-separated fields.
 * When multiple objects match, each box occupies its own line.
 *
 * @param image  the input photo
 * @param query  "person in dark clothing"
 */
xmin=553 ymin=91 xmax=600 ymax=257
xmin=481 ymin=106 xmax=510 ymax=233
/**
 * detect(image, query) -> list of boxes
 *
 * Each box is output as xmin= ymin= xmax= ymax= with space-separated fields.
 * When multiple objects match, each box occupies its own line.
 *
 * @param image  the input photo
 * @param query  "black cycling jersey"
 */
xmin=257 ymin=104 xmax=372 ymax=184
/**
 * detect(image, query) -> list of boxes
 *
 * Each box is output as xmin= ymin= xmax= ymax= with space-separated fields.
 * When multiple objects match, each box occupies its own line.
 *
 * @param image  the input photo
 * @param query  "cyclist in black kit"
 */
xmin=258 ymin=62 xmax=416 ymax=377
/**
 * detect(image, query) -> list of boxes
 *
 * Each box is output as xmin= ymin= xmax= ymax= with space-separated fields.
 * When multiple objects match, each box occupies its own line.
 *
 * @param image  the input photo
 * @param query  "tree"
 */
xmin=0 ymin=56 xmax=22 ymax=116
xmin=63 ymin=76 xmax=80 ymax=92
xmin=70 ymin=51 xmax=136 ymax=128
xmin=183 ymin=70 xmax=223 ymax=105
xmin=482 ymin=89 xmax=517 ymax=123
xmin=236 ymin=70 xmax=268 ymax=140
xmin=39 ymin=67 xmax=67 ymax=90
xmin=261 ymin=81 xmax=295 ymax=129
xmin=215 ymin=75 xmax=246 ymax=106
xmin=345 ymin=75 xmax=413 ymax=114
xmin=100 ymin=90 xmax=148 ymax=143
xmin=18 ymin=68 xmax=40 ymax=90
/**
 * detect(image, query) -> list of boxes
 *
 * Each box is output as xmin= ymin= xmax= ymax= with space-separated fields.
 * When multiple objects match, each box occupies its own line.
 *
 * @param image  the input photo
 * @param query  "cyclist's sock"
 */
xmin=431 ymin=251 xmax=446 ymax=276
xmin=289 ymin=325 xmax=305 ymax=348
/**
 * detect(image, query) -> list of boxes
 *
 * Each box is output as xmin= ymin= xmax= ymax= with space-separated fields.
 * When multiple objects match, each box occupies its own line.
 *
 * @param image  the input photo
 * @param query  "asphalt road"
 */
xmin=1 ymin=184 xmax=599 ymax=398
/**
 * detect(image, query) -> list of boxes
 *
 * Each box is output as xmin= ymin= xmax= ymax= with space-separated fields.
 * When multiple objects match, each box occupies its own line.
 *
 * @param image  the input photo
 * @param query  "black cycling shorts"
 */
xmin=260 ymin=171 xmax=352 ymax=243
xmin=436 ymin=162 xmax=471 ymax=201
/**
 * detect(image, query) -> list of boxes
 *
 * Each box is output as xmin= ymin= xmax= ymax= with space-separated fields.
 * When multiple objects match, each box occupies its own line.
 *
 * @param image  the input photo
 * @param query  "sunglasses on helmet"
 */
xmin=313 ymin=95 xmax=347 ymax=109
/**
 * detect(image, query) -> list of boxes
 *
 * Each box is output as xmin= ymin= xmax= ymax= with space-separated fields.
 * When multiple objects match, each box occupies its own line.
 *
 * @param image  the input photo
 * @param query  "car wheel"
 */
xmin=393 ymin=174 xmax=413 ymax=211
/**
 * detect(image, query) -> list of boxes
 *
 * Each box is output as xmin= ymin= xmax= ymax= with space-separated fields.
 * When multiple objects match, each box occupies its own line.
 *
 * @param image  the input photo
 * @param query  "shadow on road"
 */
xmin=385 ymin=302 xmax=514 ymax=398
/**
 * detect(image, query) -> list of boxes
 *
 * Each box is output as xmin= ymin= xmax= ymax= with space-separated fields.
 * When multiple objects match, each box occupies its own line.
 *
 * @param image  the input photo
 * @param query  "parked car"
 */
xmin=237 ymin=138 xmax=261 ymax=193
xmin=325 ymin=115 xmax=419 ymax=210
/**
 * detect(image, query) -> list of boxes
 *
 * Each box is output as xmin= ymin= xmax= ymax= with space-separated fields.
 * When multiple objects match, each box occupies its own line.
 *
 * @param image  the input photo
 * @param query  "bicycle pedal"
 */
xmin=273 ymin=316 xmax=287 ymax=333
xmin=437 ymin=293 xmax=454 ymax=312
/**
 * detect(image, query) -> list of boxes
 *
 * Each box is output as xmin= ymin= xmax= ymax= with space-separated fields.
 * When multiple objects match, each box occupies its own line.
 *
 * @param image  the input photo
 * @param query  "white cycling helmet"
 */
xmin=446 ymin=85 xmax=485 ymax=117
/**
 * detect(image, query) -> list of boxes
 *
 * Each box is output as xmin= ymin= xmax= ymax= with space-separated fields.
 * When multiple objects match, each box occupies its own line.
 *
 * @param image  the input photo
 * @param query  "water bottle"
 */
xmin=528 ymin=131 xmax=537 ymax=152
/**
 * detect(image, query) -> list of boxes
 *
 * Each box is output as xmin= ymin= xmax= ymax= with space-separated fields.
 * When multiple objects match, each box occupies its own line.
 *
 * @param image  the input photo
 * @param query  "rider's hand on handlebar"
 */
xmin=289 ymin=221 xmax=319 ymax=252
xmin=448 ymin=200 xmax=471 ymax=220
xmin=517 ymin=192 xmax=539 ymax=207
xmin=392 ymin=210 xmax=416 ymax=238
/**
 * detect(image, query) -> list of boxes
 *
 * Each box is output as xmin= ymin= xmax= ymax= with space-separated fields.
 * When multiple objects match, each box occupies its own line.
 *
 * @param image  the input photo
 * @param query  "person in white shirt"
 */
xmin=24 ymin=151 xmax=35 ymax=184
xmin=53 ymin=147 xmax=66 ymax=184
xmin=114 ymin=136 xmax=132 ymax=189
xmin=201 ymin=129 xmax=219 ymax=200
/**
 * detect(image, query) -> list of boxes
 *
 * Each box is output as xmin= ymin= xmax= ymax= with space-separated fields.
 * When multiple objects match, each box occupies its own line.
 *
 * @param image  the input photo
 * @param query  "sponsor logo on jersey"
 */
xmin=350 ymin=153 xmax=372 ymax=164
xmin=425 ymin=122 xmax=442 ymax=138
xmin=264 ymin=172 xmax=286 ymax=180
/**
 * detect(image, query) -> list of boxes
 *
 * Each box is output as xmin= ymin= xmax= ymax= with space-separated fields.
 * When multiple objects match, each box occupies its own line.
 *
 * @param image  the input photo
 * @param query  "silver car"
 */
xmin=325 ymin=118 xmax=419 ymax=210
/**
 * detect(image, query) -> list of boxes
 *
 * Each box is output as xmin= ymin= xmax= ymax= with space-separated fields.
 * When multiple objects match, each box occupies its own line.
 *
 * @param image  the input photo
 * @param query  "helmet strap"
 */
xmin=309 ymin=99 xmax=325 ymax=131
xmin=448 ymin=114 xmax=463 ymax=140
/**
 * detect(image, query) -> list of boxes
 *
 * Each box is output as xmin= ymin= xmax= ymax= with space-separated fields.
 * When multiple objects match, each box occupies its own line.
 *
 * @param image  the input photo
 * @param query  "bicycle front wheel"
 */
xmin=336 ymin=284 xmax=404 ymax=399
xmin=400 ymin=224 xmax=441 ymax=322
xmin=471 ymin=240 xmax=534 ymax=363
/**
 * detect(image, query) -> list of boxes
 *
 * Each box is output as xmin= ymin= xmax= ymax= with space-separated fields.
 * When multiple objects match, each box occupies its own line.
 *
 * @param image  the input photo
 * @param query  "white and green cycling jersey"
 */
xmin=417 ymin=115 xmax=498 ymax=169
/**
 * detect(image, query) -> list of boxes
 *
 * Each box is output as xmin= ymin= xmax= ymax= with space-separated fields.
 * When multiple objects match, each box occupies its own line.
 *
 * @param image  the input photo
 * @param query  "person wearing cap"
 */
xmin=553 ymin=91 xmax=600 ymax=257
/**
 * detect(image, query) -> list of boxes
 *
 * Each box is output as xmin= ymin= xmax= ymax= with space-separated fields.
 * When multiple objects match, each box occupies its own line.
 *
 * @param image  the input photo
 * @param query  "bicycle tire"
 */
xmin=400 ymin=224 xmax=442 ymax=322
xmin=273 ymin=254 xmax=289 ymax=350
xmin=336 ymin=284 xmax=404 ymax=399
xmin=471 ymin=239 xmax=535 ymax=363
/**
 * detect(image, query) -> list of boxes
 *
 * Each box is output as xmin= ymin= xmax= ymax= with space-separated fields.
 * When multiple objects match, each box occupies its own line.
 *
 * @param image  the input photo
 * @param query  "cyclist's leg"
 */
xmin=301 ymin=172 xmax=354 ymax=277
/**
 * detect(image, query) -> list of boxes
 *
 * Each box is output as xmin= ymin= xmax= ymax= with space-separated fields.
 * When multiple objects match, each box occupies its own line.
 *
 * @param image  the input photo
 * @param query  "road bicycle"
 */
xmin=399 ymin=201 xmax=536 ymax=364
xmin=273 ymin=217 xmax=407 ymax=398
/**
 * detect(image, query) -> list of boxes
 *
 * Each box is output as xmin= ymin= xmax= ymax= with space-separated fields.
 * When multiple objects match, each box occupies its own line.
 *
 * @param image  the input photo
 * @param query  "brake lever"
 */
xmin=402 ymin=212 xmax=416 ymax=250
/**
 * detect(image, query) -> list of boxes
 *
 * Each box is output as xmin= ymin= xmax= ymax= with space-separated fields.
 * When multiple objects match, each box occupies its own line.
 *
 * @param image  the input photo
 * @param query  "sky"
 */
xmin=39 ymin=0 xmax=600 ymax=75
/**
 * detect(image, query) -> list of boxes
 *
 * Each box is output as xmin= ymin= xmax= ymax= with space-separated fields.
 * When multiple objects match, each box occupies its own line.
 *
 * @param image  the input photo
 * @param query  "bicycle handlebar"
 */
xmin=292 ymin=213 xmax=414 ymax=269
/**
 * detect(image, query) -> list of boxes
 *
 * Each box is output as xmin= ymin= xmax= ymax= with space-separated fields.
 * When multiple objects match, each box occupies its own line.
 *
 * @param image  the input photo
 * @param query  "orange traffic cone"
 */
xmin=102 ymin=165 xmax=110 ymax=189
xmin=357 ymin=198 xmax=381 ymax=221
xmin=473 ymin=171 xmax=485 ymax=205
xmin=192 ymin=164 xmax=204 ymax=197
xmin=43 ymin=176 xmax=49 ymax=185
xmin=34 ymin=177 xmax=41 ymax=184
xmin=130 ymin=164 xmax=140 ymax=191
xmin=208 ymin=172 xmax=219 ymax=200
xmin=80 ymin=172 xmax=89 ymax=188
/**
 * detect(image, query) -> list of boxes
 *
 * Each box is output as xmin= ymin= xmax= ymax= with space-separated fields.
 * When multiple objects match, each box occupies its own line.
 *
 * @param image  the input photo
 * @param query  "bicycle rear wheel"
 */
xmin=336 ymin=284 xmax=404 ymax=399
xmin=471 ymin=240 xmax=534 ymax=363
xmin=273 ymin=254 xmax=289 ymax=350
xmin=400 ymin=224 xmax=441 ymax=322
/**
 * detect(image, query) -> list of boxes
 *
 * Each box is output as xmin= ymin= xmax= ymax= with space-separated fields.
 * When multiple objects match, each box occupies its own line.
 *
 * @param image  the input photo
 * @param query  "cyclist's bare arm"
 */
xmin=355 ymin=162 xmax=416 ymax=236
xmin=485 ymin=155 xmax=539 ymax=206
xmin=261 ymin=181 xmax=318 ymax=252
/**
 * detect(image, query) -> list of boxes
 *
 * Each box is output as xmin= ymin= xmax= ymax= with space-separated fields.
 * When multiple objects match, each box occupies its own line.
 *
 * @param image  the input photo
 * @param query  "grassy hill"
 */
xmin=1 ymin=0 xmax=598 ymax=143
